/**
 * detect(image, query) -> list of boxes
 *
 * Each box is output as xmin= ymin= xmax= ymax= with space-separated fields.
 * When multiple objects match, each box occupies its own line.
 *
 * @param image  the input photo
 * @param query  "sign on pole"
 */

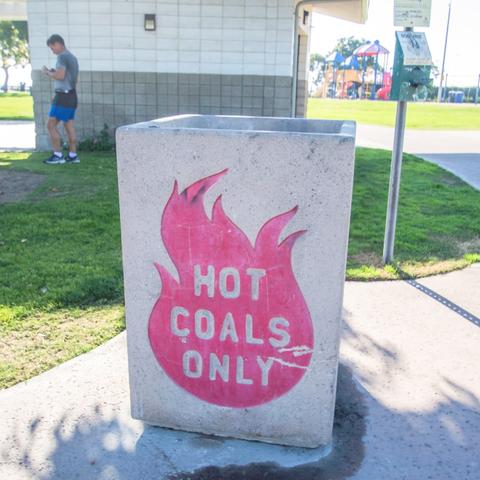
xmin=397 ymin=31 xmax=433 ymax=66
xmin=394 ymin=0 xmax=432 ymax=27
xmin=384 ymin=13 xmax=434 ymax=263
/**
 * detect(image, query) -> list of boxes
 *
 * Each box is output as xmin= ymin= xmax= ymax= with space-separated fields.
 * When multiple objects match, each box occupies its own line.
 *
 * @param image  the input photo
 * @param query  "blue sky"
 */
xmin=311 ymin=0 xmax=479 ymax=87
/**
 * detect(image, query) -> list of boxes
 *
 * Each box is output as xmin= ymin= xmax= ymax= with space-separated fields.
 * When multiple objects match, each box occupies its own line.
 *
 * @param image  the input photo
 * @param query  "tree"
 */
xmin=328 ymin=36 xmax=379 ymax=69
xmin=328 ymin=36 xmax=368 ymax=59
xmin=310 ymin=53 xmax=325 ymax=72
xmin=0 ymin=21 xmax=29 ymax=92
xmin=309 ymin=53 xmax=326 ymax=91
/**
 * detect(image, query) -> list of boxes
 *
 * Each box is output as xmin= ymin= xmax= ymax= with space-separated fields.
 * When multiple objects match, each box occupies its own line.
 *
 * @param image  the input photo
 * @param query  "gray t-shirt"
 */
xmin=55 ymin=50 xmax=79 ymax=91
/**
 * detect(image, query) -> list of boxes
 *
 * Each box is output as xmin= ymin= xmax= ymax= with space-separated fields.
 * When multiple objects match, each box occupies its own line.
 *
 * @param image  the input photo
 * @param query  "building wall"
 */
xmin=295 ymin=19 xmax=310 ymax=118
xmin=27 ymin=0 xmax=308 ymax=149
xmin=295 ymin=5 xmax=312 ymax=118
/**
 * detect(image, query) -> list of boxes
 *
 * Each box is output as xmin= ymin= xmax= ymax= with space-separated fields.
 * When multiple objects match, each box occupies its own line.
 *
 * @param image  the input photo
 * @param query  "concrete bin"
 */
xmin=116 ymin=115 xmax=356 ymax=449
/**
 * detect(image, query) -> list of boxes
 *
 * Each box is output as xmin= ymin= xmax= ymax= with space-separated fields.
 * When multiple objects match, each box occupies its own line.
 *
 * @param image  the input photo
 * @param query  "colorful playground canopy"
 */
xmin=325 ymin=51 xmax=345 ymax=65
xmin=341 ymin=55 xmax=360 ymax=70
xmin=353 ymin=40 xmax=389 ymax=57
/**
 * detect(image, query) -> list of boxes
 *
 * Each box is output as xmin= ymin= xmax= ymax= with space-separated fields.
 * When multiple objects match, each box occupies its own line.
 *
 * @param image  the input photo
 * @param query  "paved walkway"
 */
xmin=0 ymin=120 xmax=35 ymax=151
xmin=1 ymin=265 xmax=479 ymax=479
xmin=356 ymin=124 xmax=480 ymax=190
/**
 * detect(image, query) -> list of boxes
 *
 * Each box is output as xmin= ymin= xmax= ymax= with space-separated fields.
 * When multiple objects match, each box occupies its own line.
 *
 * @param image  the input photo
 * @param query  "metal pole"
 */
xmin=333 ymin=66 xmax=337 ymax=98
xmin=437 ymin=0 xmax=452 ymax=103
xmin=443 ymin=73 xmax=448 ymax=102
xmin=371 ymin=54 xmax=378 ymax=99
xmin=361 ymin=59 xmax=366 ymax=98
xmin=475 ymin=73 xmax=480 ymax=104
xmin=383 ymin=100 xmax=408 ymax=264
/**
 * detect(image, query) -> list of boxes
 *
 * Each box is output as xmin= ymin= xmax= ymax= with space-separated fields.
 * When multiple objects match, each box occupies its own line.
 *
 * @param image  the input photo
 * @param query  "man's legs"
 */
xmin=64 ymin=120 xmax=77 ymax=154
xmin=44 ymin=116 xmax=66 ymax=164
xmin=46 ymin=116 xmax=62 ymax=152
xmin=64 ymin=119 xmax=80 ymax=162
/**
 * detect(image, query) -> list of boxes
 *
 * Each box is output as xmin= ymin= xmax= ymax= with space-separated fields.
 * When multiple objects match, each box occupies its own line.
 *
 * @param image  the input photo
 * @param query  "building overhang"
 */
xmin=2 ymin=0 xmax=369 ymax=24
xmin=0 ymin=0 xmax=27 ymax=20
xmin=307 ymin=0 xmax=369 ymax=24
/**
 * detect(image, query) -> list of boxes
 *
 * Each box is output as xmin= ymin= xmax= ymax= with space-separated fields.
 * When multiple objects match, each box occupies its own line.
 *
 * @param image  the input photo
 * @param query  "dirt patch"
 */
xmin=455 ymin=238 xmax=480 ymax=255
xmin=440 ymin=175 xmax=464 ymax=186
xmin=350 ymin=252 xmax=384 ymax=268
xmin=400 ymin=258 xmax=471 ymax=278
xmin=0 ymin=170 xmax=45 ymax=204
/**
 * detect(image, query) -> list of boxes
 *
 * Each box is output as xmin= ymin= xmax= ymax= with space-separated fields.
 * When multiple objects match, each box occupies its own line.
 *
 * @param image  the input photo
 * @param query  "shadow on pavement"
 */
xmin=1 ymin=364 xmax=367 ymax=480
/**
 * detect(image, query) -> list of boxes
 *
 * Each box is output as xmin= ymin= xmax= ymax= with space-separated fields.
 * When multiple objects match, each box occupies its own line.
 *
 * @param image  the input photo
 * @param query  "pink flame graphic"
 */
xmin=148 ymin=169 xmax=314 ymax=407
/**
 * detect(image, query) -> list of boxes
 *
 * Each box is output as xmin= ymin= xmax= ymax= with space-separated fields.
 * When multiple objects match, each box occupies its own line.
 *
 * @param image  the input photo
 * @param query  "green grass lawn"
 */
xmin=0 ymin=149 xmax=479 ymax=388
xmin=348 ymin=149 xmax=480 ymax=279
xmin=2 ymin=92 xmax=479 ymax=129
xmin=0 ymin=92 xmax=34 ymax=120
xmin=0 ymin=151 xmax=124 ymax=388
xmin=307 ymin=98 xmax=480 ymax=130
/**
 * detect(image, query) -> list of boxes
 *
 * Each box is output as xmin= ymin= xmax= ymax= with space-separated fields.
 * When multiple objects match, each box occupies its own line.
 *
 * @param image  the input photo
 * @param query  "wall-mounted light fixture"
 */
xmin=303 ymin=10 xmax=310 ymax=25
xmin=144 ymin=14 xmax=156 ymax=31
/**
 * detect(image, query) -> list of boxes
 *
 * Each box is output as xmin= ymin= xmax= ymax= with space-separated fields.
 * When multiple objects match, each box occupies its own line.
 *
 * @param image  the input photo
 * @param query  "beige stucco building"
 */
xmin=1 ymin=0 xmax=368 ymax=149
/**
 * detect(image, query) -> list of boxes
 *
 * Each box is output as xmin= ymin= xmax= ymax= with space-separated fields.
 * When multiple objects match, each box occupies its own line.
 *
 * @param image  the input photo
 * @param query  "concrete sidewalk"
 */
xmin=1 ymin=265 xmax=479 ymax=480
xmin=0 ymin=121 xmax=35 ymax=151
xmin=356 ymin=124 xmax=480 ymax=154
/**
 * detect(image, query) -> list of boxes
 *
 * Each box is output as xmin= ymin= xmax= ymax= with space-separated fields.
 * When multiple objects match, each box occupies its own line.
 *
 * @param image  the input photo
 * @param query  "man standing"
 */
xmin=42 ymin=34 xmax=79 ymax=164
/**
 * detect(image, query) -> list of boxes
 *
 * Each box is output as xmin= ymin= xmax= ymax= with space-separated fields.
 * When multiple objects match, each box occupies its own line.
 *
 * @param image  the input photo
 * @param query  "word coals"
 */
xmin=171 ymin=265 xmax=292 ymax=386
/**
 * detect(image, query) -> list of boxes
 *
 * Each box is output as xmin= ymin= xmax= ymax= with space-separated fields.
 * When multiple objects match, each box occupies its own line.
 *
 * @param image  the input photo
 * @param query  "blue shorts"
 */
xmin=49 ymin=104 xmax=76 ymax=122
xmin=49 ymin=90 xmax=77 ymax=122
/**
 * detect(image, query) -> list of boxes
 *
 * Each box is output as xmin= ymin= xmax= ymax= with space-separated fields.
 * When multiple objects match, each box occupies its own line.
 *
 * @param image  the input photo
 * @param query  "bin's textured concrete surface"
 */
xmin=116 ymin=115 xmax=356 ymax=448
xmin=1 ymin=265 xmax=479 ymax=479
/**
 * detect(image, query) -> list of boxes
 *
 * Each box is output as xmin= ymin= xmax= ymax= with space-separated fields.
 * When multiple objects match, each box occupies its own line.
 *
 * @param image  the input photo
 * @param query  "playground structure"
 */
xmin=313 ymin=40 xmax=391 ymax=100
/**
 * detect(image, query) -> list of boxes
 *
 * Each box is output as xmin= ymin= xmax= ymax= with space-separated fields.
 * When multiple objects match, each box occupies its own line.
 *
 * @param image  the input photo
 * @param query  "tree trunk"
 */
xmin=1 ymin=66 xmax=9 ymax=92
